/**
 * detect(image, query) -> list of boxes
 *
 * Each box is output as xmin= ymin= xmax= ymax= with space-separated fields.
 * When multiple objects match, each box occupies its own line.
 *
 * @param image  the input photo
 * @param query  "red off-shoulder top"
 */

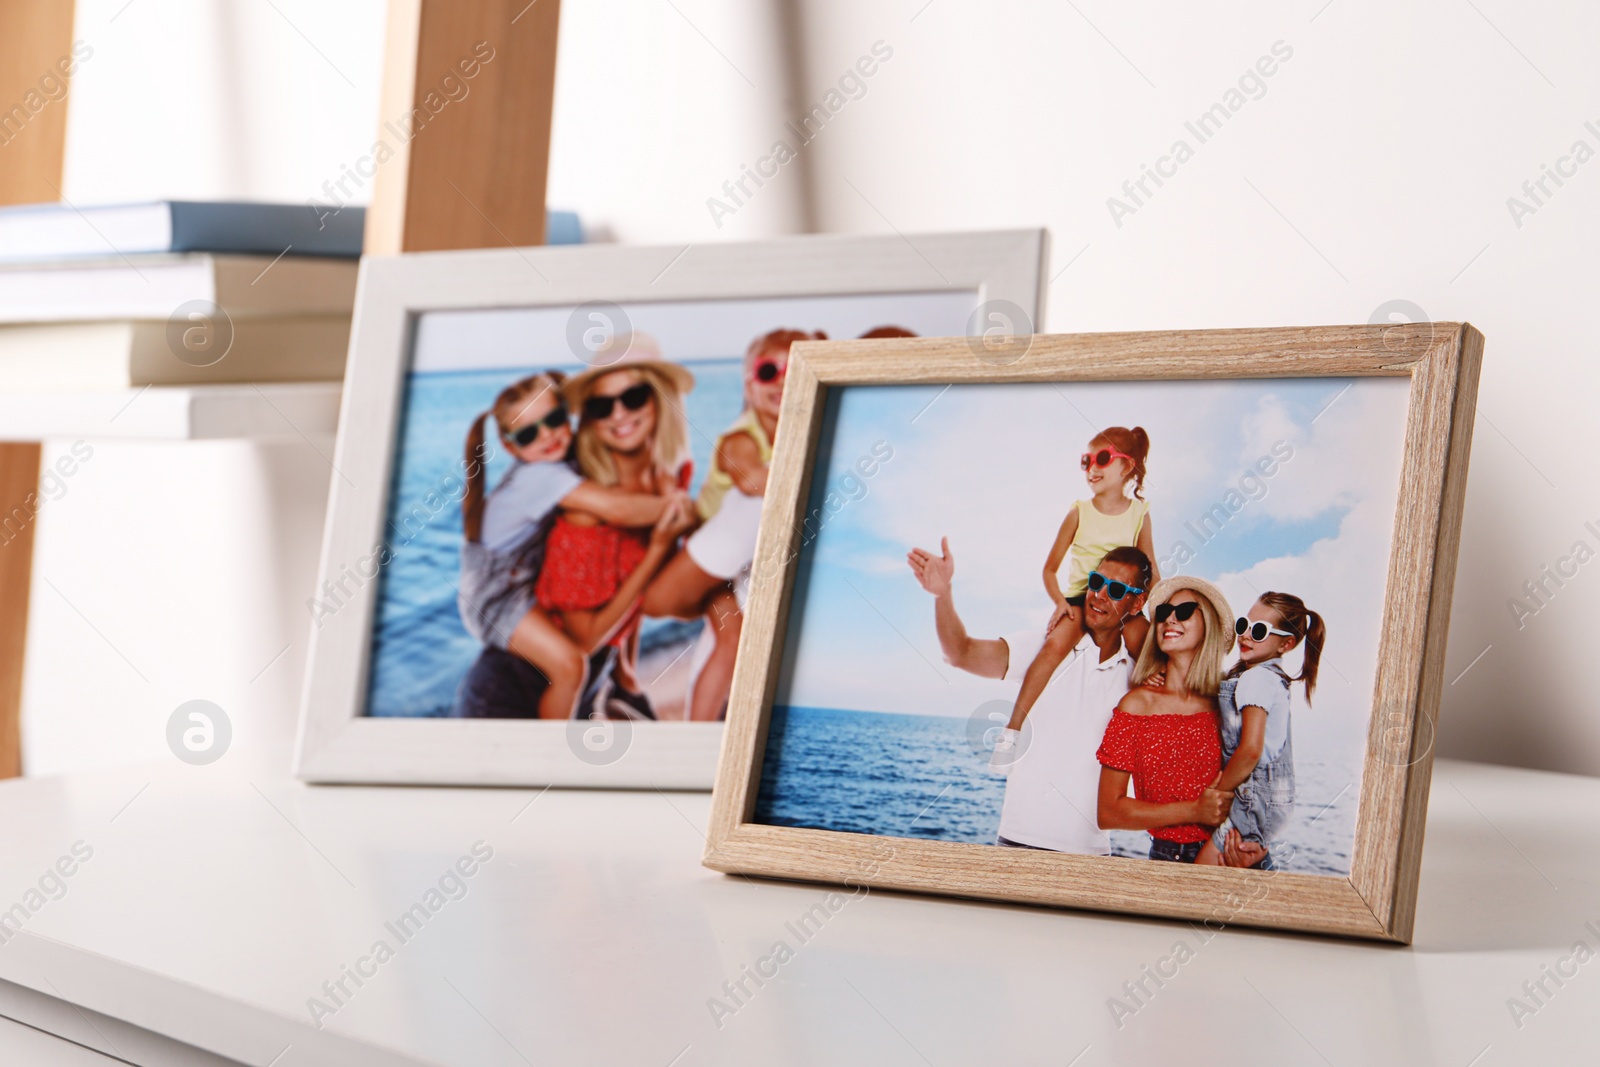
xmin=1096 ymin=705 xmax=1222 ymax=844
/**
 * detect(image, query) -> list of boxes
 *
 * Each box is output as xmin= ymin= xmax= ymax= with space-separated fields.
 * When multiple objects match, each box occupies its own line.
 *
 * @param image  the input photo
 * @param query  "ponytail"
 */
xmin=462 ymin=410 xmax=494 ymax=544
xmin=1299 ymin=608 xmax=1326 ymax=705
xmin=1256 ymin=591 xmax=1326 ymax=706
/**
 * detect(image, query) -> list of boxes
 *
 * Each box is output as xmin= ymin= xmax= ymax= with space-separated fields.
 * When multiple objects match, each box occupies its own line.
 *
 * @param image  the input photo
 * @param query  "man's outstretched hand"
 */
xmin=907 ymin=537 xmax=955 ymax=597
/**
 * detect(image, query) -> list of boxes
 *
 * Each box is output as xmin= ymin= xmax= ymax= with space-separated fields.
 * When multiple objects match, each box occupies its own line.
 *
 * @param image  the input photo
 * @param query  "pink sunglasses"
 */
xmin=1081 ymin=447 xmax=1136 ymax=471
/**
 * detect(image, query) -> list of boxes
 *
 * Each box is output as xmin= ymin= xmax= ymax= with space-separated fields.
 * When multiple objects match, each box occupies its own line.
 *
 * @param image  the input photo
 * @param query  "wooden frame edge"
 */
xmin=1348 ymin=324 xmax=1484 ymax=941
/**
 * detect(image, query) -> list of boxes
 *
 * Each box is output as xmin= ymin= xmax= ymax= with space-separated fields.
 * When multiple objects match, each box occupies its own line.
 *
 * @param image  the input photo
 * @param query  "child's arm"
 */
xmin=1136 ymin=513 xmax=1159 ymax=585
xmin=717 ymin=431 xmax=769 ymax=497
xmin=1041 ymin=505 xmax=1081 ymax=603
xmin=1213 ymin=705 xmax=1267 ymax=793
xmin=559 ymin=482 xmax=670 ymax=527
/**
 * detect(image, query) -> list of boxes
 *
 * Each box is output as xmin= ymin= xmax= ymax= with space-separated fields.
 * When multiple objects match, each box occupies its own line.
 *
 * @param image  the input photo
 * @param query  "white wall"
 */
xmin=63 ymin=0 xmax=389 ymax=205
xmin=545 ymin=0 xmax=808 ymax=240
xmin=63 ymin=0 xmax=806 ymax=238
xmin=28 ymin=0 xmax=1600 ymax=777
xmin=780 ymin=1 xmax=1600 ymax=776
xmin=21 ymin=439 xmax=332 ymax=777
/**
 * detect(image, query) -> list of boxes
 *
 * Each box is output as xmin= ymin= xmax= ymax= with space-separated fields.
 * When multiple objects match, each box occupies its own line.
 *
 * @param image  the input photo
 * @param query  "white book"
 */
xmin=0 ymin=317 xmax=350 ymax=389
xmin=0 ymin=254 xmax=358 ymax=324
xmin=0 ymin=200 xmax=364 ymax=261
xmin=0 ymin=383 xmax=341 ymax=442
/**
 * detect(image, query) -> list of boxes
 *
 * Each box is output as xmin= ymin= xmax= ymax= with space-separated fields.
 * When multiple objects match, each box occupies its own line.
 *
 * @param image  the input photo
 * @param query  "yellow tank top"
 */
xmin=698 ymin=408 xmax=773 ymax=519
xmin=1059 ymin=497 xmax=1148 ymax=595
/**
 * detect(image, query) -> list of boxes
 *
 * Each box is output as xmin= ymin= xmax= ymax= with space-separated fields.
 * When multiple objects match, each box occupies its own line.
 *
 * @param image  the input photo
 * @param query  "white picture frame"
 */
xmin=293 ymin=230 xmax=1048 ymax=788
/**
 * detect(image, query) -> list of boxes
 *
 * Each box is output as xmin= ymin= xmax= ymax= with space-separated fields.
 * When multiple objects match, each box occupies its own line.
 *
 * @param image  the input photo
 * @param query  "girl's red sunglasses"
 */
xmin=1081 ymin=447 xmax=1136 ymax=471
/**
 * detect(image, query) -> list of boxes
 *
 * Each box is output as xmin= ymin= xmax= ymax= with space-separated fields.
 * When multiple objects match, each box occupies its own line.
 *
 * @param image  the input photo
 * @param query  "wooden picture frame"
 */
xmin=293 ymin=230 xmax=1048 ymax=788
xmin=705 ymin=322 xmax=1484 ymax=942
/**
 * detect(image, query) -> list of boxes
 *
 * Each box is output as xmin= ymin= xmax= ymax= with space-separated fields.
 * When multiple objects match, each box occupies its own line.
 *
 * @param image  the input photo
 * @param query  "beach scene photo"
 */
xmin=361 ymin=290 xmax=979 ymax=724
xmin=759 ymin=374 xmax=1411 ymax=875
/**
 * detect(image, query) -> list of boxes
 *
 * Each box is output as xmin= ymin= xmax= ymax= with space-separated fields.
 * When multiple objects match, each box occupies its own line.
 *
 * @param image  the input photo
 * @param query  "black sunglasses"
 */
xmin=1153 ymin=601 xmax=1202 ymax=624
xmin=1086 ymin=570 xmax=1144 ymax=601
xmin=1236 ymin=617 xmax=1295 ymax=642
xmin=508 ymin=405 xmax=568 ymax=447
xmin=754 ymin=358 xmax=785 ymax=383
xmin=583 ymin=382 xmax=653 ymax=421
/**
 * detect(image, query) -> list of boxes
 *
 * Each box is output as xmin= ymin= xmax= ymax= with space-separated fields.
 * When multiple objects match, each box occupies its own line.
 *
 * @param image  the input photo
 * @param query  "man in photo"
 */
xmin=907 ymin=540 xmax=1165 ymax=854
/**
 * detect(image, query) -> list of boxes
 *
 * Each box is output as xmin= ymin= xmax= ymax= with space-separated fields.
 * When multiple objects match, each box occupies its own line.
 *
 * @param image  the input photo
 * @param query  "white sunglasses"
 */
xmin=1236 ymin=617 xmax=1294 ymax=642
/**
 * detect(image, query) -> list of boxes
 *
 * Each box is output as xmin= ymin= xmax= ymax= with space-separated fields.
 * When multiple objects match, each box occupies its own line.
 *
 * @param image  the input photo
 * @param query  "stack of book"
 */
xmin=0 ymin=201 xmax=364 ymax=390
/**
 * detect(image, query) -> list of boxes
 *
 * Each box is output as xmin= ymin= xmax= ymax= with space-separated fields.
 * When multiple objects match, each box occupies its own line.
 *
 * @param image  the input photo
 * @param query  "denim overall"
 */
xmin=1215 ymin=660 xmax=1296 ymax=868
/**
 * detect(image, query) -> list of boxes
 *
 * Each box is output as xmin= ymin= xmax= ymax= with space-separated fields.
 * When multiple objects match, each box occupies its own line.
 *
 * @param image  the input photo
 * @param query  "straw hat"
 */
xmin=1145 ymin=576 xmax=1235 ymax=655
xmin=561 ymin=331 xmax=694 ymax=408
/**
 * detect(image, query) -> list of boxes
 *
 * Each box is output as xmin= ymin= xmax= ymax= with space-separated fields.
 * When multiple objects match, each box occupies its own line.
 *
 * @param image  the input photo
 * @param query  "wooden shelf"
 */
xmin=0 ymin=382 xmax=341 ymax=441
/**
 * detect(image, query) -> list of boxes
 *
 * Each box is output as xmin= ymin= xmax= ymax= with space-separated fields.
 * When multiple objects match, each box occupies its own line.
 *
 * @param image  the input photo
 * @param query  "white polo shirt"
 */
xmin=996 ymin=628 xmax=1136 ymax=855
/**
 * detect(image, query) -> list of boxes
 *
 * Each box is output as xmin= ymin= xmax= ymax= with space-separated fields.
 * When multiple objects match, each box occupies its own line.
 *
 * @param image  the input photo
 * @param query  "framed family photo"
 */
xmin=705 ymin=322 xmax=1484 ymax=941
xmin=293 ymin=229 xmax=1048 ymax=787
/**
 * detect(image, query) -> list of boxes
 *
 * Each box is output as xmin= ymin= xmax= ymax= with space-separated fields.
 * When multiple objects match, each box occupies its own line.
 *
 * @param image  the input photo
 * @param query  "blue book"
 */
xmin=0 ymin=200 xmax=366 ymax=262
xmin=546 ymin=210 xmax=583 ymax=246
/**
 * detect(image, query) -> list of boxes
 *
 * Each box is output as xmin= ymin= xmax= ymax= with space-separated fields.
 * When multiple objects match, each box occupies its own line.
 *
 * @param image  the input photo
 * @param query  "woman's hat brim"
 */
xmin=561 ymin=358 xmax=695 ymax=409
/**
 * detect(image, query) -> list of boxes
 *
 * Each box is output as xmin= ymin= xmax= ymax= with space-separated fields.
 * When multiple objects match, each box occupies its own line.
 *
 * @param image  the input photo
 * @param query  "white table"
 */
xmin=0 ymin=757 xmax=1593 ymax=1066
xmin=0 ymin=1013 xmax=125 ymax=1065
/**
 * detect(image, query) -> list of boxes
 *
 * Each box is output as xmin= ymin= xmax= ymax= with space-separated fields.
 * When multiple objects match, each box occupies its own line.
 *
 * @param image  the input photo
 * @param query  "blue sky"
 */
xmin=772 ymin=375 xmax=1413 ymax=770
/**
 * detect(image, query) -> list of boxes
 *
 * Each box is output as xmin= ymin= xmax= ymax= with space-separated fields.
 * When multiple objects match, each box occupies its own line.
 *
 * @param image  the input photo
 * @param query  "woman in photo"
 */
xmin=536 ymin=339 xmax=698 ymax=719
xmin=641 ymin=328 xmax=824 ymax=721
xmin=1095 ymin=578 xmax=1234 ymax=861
xmin=457 ymin=369 xmax=694 ymax=719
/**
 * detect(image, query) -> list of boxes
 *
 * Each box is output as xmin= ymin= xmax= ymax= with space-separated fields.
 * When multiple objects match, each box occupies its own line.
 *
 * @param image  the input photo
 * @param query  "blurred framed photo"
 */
xmin=705 ymin=323 xmax=1483 ymax=941
xmin=293 ymin=230 xmax=1048 ymax=787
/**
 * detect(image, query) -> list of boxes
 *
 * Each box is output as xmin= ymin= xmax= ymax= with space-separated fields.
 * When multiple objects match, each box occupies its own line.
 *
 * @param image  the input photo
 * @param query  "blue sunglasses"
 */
xmin=1087 ymin=570 xmax=1145 ymax=601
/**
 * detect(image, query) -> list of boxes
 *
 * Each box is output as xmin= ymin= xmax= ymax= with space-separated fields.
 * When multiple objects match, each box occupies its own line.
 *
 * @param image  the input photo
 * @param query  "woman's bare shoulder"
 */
xmin=1117 ymin=686 xmax=1155 ymax=715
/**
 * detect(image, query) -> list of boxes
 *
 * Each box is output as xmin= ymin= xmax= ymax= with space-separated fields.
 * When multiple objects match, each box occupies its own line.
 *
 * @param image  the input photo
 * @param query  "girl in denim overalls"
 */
xmin=1195 ymin=591 xmax=1326 ymax=870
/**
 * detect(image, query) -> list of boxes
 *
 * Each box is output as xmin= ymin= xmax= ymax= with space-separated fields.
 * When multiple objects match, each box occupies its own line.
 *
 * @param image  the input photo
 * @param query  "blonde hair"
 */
xmin=573 ymin=365 xmax=689 ymax=486
xmin=462 ymin=371 xmax=566 ymax=544
xmin=1131 ymin=588 xmax=1230 ymax=697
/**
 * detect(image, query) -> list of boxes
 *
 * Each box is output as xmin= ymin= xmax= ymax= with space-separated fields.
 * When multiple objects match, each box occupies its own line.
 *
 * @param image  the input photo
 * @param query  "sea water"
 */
xmin=756 ymin=705 xmax=1356 ymax=876
xmin=364 ymin=359 xmax=747 ymax=718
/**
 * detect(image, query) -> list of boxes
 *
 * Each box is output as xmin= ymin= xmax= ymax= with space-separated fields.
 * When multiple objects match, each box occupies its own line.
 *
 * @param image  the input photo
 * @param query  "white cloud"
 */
xmin=1241 ymin=379 xmax=1410 ymax=523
